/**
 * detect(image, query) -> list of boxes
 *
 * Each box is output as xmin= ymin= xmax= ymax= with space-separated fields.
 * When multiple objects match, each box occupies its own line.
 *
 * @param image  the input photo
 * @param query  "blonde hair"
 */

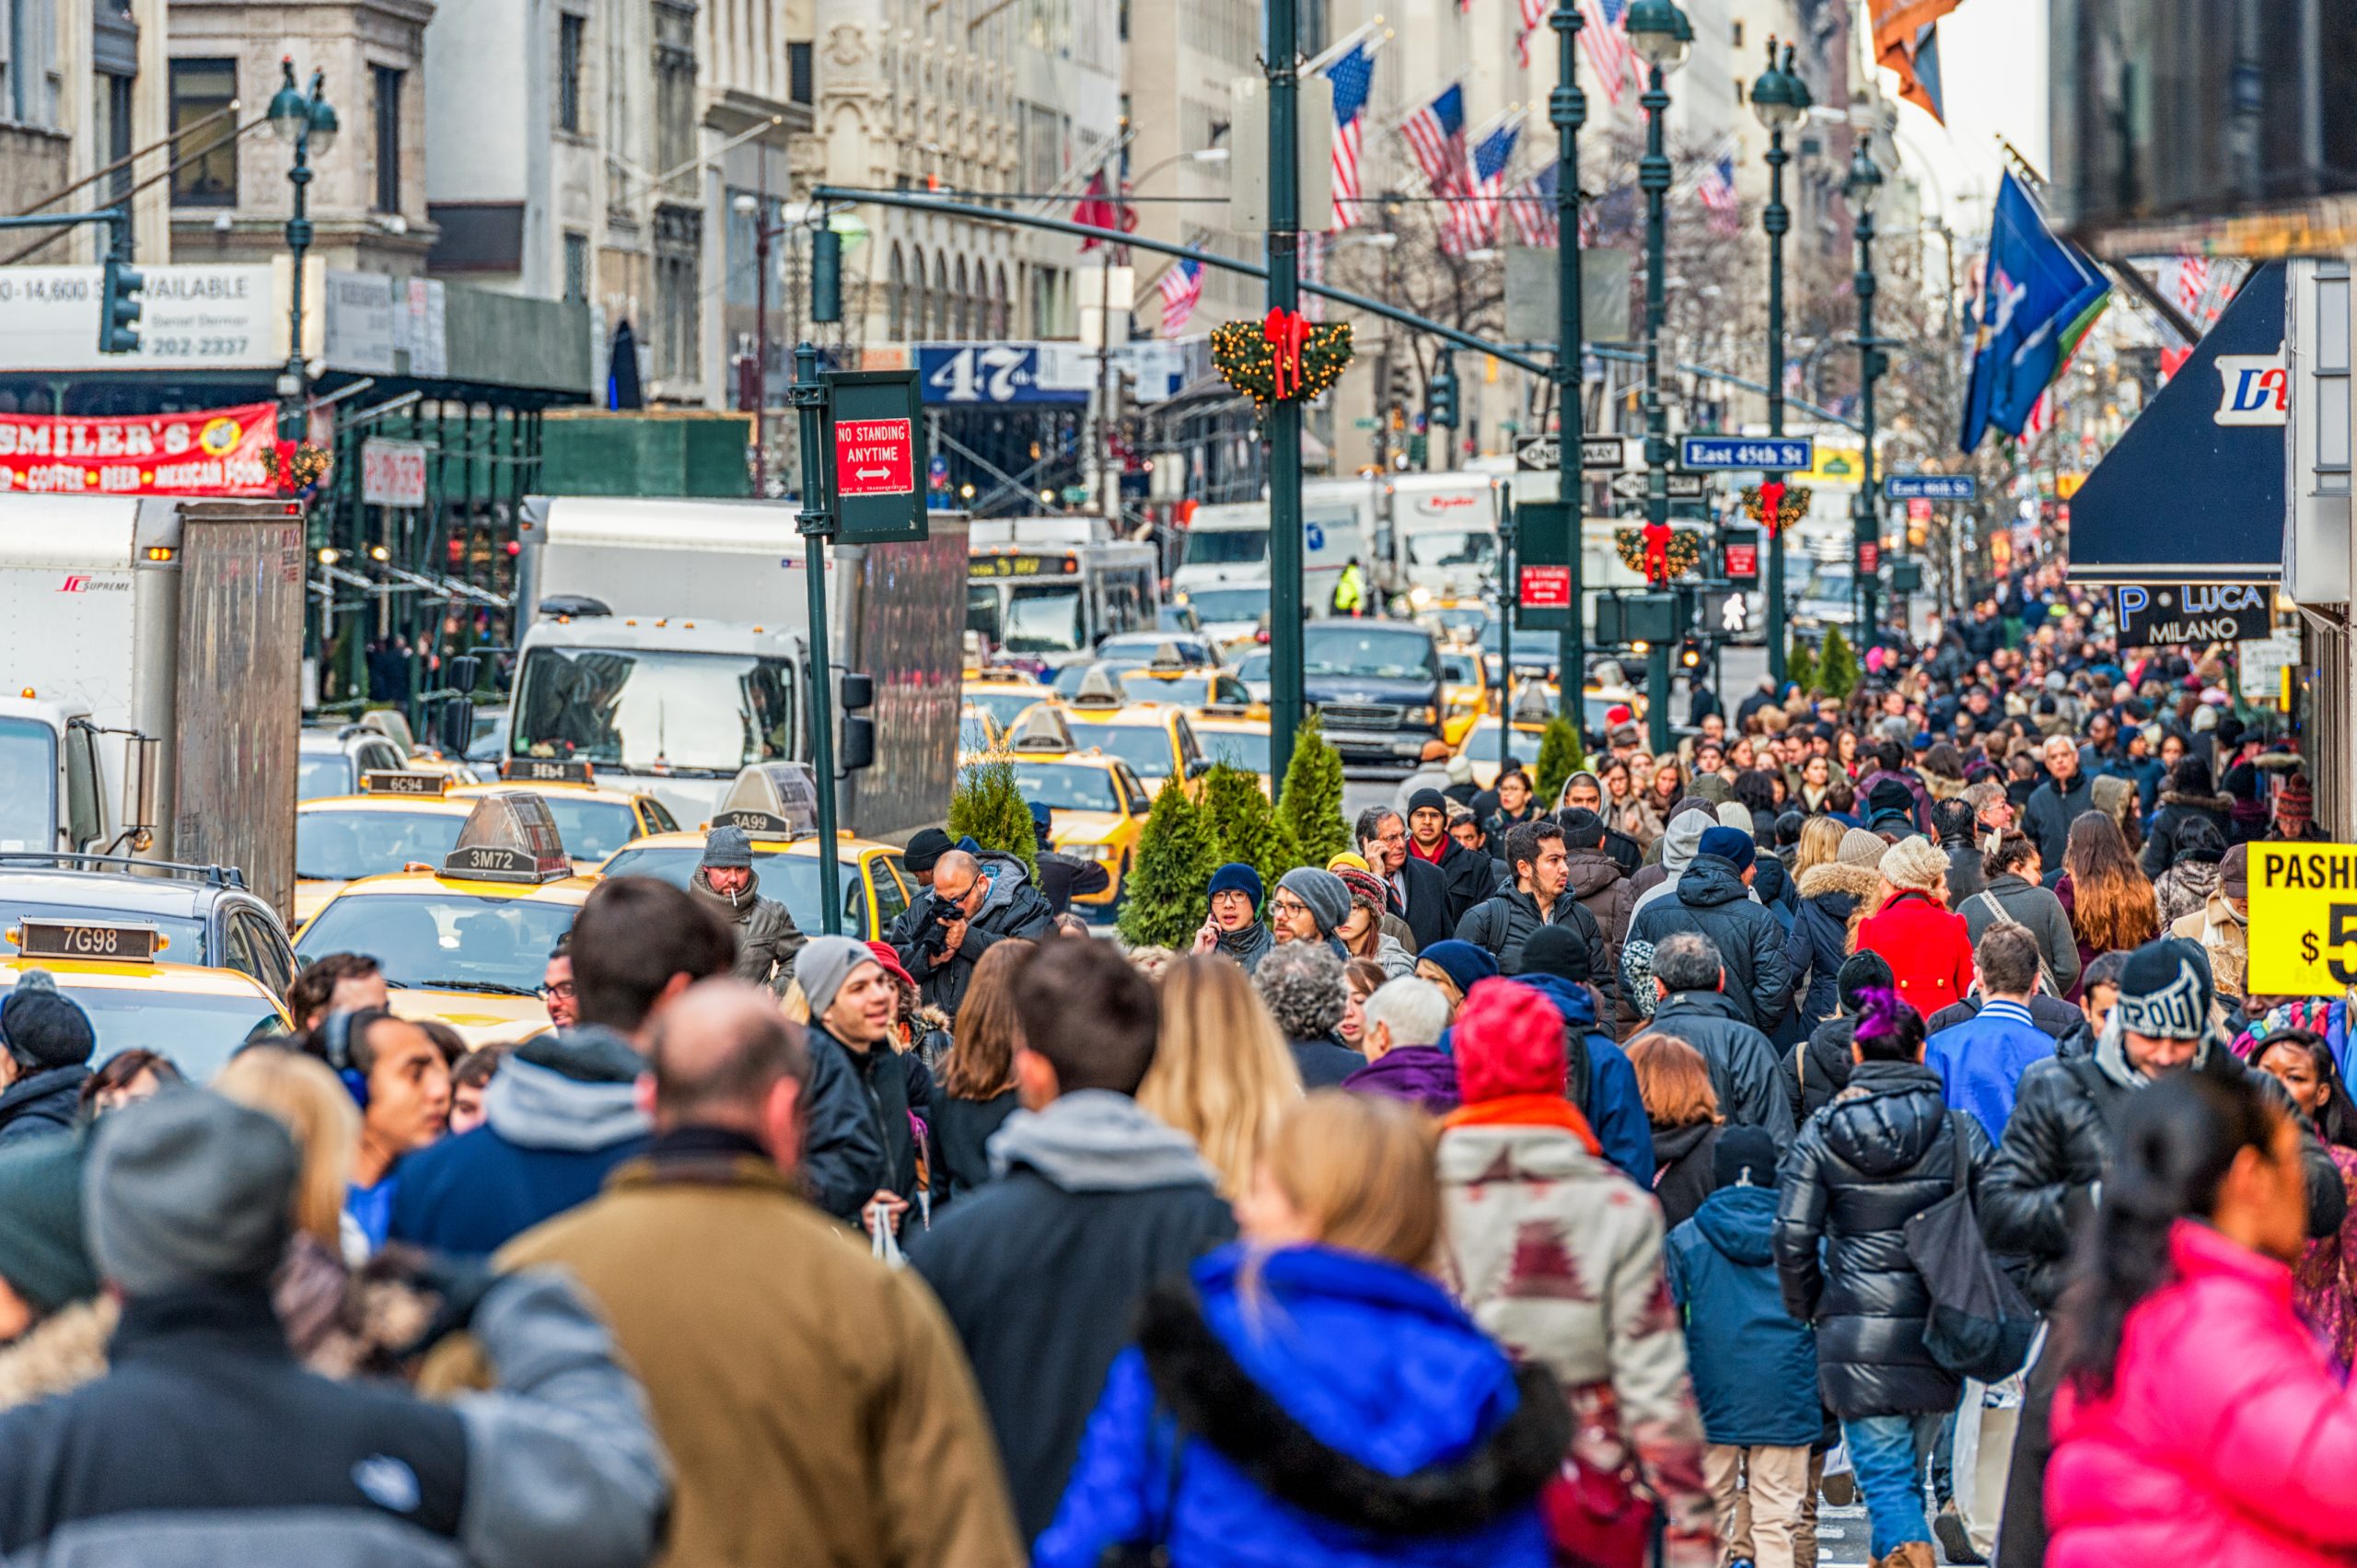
xmin=1141 ymin=954 xmax=1302 ymax=1195
xmin=1258 ymin=1092 xmax=1442 ymax=1270
xmin=1794 ymin=815 xmax=1847 ymax=879
xmin=214 ymin=1047 xmax=361 ymax=1249
xmin=776 ymin=978 xmax=810 ymax=1024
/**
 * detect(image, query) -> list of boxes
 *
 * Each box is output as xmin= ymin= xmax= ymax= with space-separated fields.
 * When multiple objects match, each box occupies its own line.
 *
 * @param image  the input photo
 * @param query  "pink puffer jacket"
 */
xmin=2047 ymin=1219 xmax=2357 ymax=1568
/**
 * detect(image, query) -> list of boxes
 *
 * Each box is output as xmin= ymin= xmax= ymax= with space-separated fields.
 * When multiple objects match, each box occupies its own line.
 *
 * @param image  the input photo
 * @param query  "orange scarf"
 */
xmin=1442 ymin=1093 xmax=1603 ymax=1156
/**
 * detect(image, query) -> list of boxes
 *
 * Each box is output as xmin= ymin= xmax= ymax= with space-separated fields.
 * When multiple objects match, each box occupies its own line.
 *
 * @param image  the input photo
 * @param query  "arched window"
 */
xmin=933 ymin=252 xmax=951 ymax=338
xmin=908 ymin=246 xmax=929 ymax=342
xmin=887 ymin=243 xmax=907 ymax=340
xmin=953 ymin=257 xmax=970 ymax=338
xmin=993 ymin=263 xmax=1011 ymax=336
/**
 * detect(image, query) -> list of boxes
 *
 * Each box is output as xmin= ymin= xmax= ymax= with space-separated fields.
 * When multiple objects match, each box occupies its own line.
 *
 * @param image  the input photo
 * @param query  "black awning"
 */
xmin=2067 ymin=261 xmax=2285 ymax=585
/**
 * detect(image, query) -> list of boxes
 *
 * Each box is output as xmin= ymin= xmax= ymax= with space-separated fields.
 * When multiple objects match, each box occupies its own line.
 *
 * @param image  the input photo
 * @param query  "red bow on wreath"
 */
xmin=1759 ymin=479 xmax=1786 ymax=537
xmin=1641 ymin=522 xmax=1673 ymax=585
xmin=1263 ymin=308 xmax=1309 ymax=400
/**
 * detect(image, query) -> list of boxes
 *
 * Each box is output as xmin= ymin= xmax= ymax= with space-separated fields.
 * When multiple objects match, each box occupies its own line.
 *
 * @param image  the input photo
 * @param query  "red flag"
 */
xmin=1074 ymin=169 xmax=1116 ymax=250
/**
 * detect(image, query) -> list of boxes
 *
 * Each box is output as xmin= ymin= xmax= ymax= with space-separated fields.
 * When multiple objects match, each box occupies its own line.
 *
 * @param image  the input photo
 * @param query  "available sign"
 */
xmin=360 ymin=438 xmax=429 ymax=507
xmin=2114 ymin=581 xmax=2272 ymax=646
xmin=0 ymin=403 xmax=277 ymax=496
xmin=0 ymin=264 xmax=277 ymax=372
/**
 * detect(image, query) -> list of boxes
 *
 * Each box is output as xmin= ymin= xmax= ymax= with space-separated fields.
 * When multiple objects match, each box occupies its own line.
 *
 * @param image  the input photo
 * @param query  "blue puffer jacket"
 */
xmin=1034 ymin=1245 xmax=1559 ymax=1568
xmin=1504 ymin=970 xmax=1655 ymax=1186
xmin=1663 ymin=1184 xmax=1821 ymax=1448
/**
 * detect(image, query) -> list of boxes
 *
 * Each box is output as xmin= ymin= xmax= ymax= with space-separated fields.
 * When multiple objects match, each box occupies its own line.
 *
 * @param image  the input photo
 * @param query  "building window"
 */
xmin=168 ymin=57 xmax=238 ymax=206
xmin=563 ymin=231 xmax=589 ymax=301
xmin=558 ymin=13 xmax=586 ymax=133
xmin=887 ymin=244 xmax=906 ymax=340
xmin=372 ymin=65 xmax=403 ymax=214
xmin=96 ymin=70 xmax=135 ymax=246
xmin=787 ymin=41 xmax=811 ymax=105
xmin=1732 ymin=18 xmax=1744 ymax=46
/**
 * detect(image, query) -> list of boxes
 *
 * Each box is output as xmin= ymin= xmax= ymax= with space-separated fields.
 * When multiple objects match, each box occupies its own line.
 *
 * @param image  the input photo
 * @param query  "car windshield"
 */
xmin=509 ymin=645 xmax=795 ymax=776
xmin=962 ymin=688 xmax=1045 ymax=728
xmin=526 ymin=796 xmax=641 ymax=863
xmin=1805 ymin=565 xmax=1855 ymax=600
xmin=0 ymin=719 xmax=56 ymax=851
xmin=1181 ymin=586 xmax=1269 ymax=623
xmin=0 ymin=905 xmax=209 ymax=963
xmin=1231 ymin=651 xmax=1271 ymax=681
xmin=1120 ymin=673 xmax=1215 ymax=705
xmin=296 ymin=810 xmax=468 ymax=882
xmin=80 ymin=995 xmax=281 ymax=1086
xmin=296 ymin=894 xmax=581 ymax=994
xmin=1052 ymin=661 xmax=1144 ymax=698
xmin=595 ymin=847 xmax=876 ymax=938
xmin=1440 ymin=651 xmax=1482 ymax=684
xmin=297 ymin=753 xmax=354 ymax=801
xmin=1406 ymin=529 xmax=1496 ymax=569
xmin=1201 ymin=729 xmax=1270 ymax=774
xmin=979 ymin=761 xmax=1121 ymax=813
xmin=993 ymin=584 xmax=1086 ymax=653
xmin=959 ymin=715 xmax=998 ymax=754
xmin=1302 ymin=625 xmax=1438 ymax=680
xmin=1100 ymin=635 xmax=1203 ymax=665
xmin=1064 ymin=722 xmax=1174 ymax=778
xmin=1182 ymin=528 xmax=1268 ymax=566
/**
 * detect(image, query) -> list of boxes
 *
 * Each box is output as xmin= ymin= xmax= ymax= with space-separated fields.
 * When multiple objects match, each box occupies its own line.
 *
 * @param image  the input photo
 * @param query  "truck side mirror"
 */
xmin=439 ymin=697 xmax=477 ymax=759
xmin=122 ymin=735 xmax=160 ymax=852
xmin=447 ymin=655 xmax=482 ymax=695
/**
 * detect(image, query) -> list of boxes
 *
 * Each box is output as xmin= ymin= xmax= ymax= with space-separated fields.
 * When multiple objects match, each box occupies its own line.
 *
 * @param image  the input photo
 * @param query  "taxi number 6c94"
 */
xmin=2247 ymin=844 xmax=2357 ymax=996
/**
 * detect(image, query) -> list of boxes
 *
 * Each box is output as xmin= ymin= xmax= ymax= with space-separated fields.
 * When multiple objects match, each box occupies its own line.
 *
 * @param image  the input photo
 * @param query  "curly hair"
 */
xmin=1253 ymin=939 xmax=1347 ymax=1040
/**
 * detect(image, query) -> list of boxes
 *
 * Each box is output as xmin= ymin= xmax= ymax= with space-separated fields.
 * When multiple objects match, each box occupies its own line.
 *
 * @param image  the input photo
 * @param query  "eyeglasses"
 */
xmin=1270 ymin=893 xmax=1311 ymax=916
xmin=537 ymin=981 xmax=575 ymax=1000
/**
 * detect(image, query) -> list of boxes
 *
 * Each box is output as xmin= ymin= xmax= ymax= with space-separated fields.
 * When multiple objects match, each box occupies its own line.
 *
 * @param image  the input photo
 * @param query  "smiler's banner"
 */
xmin=0 ymin=403 xmax=277 ymax=496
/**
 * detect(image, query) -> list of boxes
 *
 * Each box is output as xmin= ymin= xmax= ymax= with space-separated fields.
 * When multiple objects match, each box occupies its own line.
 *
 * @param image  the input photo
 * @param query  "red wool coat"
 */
xmin=1854 ymin=889 xmax=1974 ymax=1018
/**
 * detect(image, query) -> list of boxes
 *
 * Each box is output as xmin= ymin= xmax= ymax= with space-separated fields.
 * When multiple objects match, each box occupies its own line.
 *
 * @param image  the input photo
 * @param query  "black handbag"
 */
xmin=1099 ymin=1408 xmax=1189 ymax=1568
xmin=1904 ymin=1112 xmax=2040 ymax=1383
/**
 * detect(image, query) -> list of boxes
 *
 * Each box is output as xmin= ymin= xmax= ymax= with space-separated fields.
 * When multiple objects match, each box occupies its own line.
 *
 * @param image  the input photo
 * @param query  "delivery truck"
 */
xmin=0 ymin=495 xmax=306 ymax=919
xmin=507 ymin=496 xmax=967 ymax=840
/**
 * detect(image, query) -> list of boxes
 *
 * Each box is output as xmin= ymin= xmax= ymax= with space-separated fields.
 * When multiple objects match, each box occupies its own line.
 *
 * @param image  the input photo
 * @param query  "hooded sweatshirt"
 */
xmin=1629 ymin=810 xmax=1720 ymax=923
xmin=909 ymin=1090 xmax=1237 ymax=1539
xmin=387 ymin=1025 xmax=651 ymax=1258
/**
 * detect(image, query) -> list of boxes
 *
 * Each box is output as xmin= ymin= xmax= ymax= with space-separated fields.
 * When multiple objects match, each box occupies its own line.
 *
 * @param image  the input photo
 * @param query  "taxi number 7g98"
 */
xmin=61 ymin=924 xmax=122 ymax=956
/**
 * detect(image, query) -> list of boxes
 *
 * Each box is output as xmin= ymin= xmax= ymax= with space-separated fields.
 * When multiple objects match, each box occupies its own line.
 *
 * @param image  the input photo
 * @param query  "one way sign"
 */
xmin=1609 ymin=470 xmax=1705 ymax=502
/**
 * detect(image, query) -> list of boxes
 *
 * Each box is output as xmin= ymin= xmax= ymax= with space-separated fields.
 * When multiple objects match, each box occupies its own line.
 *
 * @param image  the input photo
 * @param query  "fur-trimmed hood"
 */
xmin=0 ymin=1294 xmax=113 ymax=1411
xmin=2158 ymin=789 xmax=2235 ymax=814
xmin=1797 ymin=860 xmax=1885 ymax=905
xmin=1136 ymin=1247 xmax=1567 ymax=1538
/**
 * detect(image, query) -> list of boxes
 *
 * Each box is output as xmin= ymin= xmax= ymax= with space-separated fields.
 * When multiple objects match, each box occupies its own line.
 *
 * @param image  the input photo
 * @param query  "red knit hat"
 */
xmin=1453 ymin=977 xmax=1566 ymax=1104
xmin=865 ymin=939 xmax=916 ymax=993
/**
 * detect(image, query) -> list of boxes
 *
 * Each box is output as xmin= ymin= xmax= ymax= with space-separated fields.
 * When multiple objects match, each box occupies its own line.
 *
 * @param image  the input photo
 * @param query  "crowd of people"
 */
xmin=1 ymin=568 xmax=2356 ymax=1566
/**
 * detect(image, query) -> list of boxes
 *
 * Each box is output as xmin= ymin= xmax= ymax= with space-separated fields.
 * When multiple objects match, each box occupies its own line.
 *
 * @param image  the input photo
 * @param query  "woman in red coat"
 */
xmin=1855 ymin=835 xmax=1975 ymax=1018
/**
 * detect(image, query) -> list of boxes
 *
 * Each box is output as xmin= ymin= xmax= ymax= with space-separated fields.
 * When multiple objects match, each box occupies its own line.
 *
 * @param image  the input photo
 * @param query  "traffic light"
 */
xmin=838 ymin=670 xmax=875 ymax=772
xmin=810 ymin=226 xmax=842 ymax=324
xmin=99 ymin=254 xmax=143 ymax=355
xmin=1426 ymin=349 xmax=1460 ymax=429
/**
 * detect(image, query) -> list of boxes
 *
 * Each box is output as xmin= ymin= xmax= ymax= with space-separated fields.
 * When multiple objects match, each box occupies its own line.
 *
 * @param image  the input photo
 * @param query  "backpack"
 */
xmin=1903 ymin=1112 xmax=2039 ymax=1383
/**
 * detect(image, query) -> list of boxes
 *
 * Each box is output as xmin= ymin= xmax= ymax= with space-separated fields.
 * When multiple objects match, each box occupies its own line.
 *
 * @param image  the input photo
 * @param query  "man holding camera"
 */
xmin=888 ymin=847 xmax=1056 ymax=1017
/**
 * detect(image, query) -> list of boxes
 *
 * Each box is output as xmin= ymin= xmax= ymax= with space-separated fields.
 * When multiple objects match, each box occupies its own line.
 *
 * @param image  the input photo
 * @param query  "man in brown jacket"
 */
xmin=422 ymin=979 xmax=1020 ymax=1568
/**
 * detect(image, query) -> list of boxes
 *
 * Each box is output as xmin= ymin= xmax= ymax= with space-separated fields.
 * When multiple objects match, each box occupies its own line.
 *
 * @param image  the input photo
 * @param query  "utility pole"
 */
xmin=1550 ymin=0 xmax=1586 ymax=720
xmin=790 ymin=340 xmax=843 ymax=932
xmin=1752 ymin=40 xmax=1807 ymax=686
xmin=1265 ymin=0 xmax=1306 ymax=792
xmin=1847 ymin=143 xmax=1885 ymax=644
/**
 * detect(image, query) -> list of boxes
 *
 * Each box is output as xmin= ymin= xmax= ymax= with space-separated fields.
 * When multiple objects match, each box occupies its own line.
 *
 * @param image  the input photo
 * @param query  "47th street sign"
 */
xmin=1680 ymin=436 xmax=1813 ymax=471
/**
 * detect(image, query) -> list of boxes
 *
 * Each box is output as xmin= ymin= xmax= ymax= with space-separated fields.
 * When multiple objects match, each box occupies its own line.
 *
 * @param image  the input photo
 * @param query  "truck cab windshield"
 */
xmin=0 ymin=719 xmax=57 ymax=852
xmin=1303 ymin=626 xmax=1438 ymax=681
xmin=509 ymin=646 xmax=795 ymax=775
xmin=1182 ymin=529 xmax=1268 ymax=566
xmin=1406 ymin=530 xmax=1496 ymax=569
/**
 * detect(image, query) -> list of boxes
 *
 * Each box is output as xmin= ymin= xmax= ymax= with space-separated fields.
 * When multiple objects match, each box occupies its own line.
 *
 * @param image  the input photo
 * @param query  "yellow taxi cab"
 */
xmin=593 ymin=762 xmax=915 ymax=941
xmin=958 ymin=703 xmax=1006 ymax=761
xmin=1041 ymin=668 xmax=1210 ymax=796
xmin=987 ymin=710 xmax=1153 ymax=918
xmin=449 ymin=760 xmax=679 ymax=872
xmin=295 ymin=791 xmax=591 ymax=1048
xmin=960 ymin=667 xmax=1051 ymax=734
xmin=0 ymin=915 xmax=287 ymax=1085
xmin=295 ymin=770 xmax=483 ymax=927
xmin=1190 ymin=711 xmax=1274 ymax=796
xmin=1437 ymin=645 xmax=1492 ymax=749
xmin=1116 ymin=665 xmax=1267 ymax=720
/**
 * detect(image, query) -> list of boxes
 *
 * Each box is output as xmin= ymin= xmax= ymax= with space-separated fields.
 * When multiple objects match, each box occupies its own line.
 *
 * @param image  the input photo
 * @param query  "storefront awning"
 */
xmin=2067 ymin=261 xmax=2285 ymax=585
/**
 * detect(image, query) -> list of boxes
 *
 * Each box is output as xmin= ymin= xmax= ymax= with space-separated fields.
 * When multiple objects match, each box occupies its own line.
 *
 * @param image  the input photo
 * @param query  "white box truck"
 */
xmin=508 ymin=497 xmax=967 ymax=839
xmin=0 ymin=495 xmax=306 ymax=917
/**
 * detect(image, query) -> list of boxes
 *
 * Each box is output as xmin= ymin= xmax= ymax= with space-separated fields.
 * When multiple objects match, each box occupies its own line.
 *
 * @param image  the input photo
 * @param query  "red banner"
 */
xmin=0 ymin=403 xmax=279 ymax=497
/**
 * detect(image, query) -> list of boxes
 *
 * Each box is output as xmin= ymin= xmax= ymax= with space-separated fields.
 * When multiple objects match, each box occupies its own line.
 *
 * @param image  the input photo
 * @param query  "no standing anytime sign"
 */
xmin=823 ymin=368 xmax=928 ymax=543
xmin=835 ymin=418 xmax=914 ymax=495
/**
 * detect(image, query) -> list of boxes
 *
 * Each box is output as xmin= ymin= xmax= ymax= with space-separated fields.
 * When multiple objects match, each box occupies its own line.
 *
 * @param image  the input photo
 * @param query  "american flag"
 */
xmin=1326 ymin=42 xmax=1376 ymax=232
xmin=1578 ymin=0 xmax=1640 ymax=108
xmin=1400 ymin=85 xmax=1468 ymax=200
xmin=1157 ymin=259 xmax=1203 ymax=337
xmin=1697 ymin=155 xmax=1741 ymax=237
xmin=2175 ymin=255 xmax=2209 ymax=313
xmin=1446 ymin=123 xmax=1520 ymax=254
xmin=1508 ymin=160 xmax=1561 ymax=248
xmin=1515 ymin=0 xmax=1549 ymax=67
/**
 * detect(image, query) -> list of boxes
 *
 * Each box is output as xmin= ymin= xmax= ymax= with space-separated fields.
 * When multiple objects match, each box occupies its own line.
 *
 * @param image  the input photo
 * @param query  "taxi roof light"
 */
xmin=1006 ymin=703 xmax=1077 ymax=754
xmin=1069 ymin=665 xmax=1126 ymax=709
xmin=442 ymin=792 xmax=572 ymax=884
xmin=713 ymin=762 xmax=820 ymax=842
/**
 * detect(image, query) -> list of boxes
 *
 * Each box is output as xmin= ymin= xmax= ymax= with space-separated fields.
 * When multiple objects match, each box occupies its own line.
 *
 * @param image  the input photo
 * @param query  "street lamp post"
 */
xmin=1845 ymin=142 xmax=1885 ymax=644
xmin=1751 ymin=40 xmax=1808 ymax=686
xmin=1628 ymin=0 xmax=1689 ymax=756
xmin=267 ymin=58 xmax=336 ymax=445
xmin=1549 ymin=0 xmax=1586 ymax=721
xmin=1264 ymin=0 xmax=1306 ymax=792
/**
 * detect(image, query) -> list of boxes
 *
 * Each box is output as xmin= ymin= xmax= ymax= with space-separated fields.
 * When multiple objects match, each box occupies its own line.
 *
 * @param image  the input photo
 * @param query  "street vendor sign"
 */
xmin=2113 ymin=581 xmax=2272 ymax=647
xmin=2249 ymin=843 xmax=2357 ymax=993
xmin=0 ymin=403 xmax=277 ymax=496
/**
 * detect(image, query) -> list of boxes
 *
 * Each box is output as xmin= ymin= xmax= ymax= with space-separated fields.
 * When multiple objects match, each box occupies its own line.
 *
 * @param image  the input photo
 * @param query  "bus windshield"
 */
xmin=999 ymin=584 xmax=1086 ymax=653
xmin=1182 ymin=528 xmax=1268 ymax=566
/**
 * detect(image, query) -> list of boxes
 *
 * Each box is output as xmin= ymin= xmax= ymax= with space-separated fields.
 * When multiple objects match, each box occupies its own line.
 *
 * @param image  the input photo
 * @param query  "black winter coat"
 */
xmin=1941 ymin=831 xmax=1988 ymax=905
xmin=799 ymin=1024 xmax=914 ymax=1223
xmin=1646 ymin=988 xmax=1797 ymax=1144
xmin=1417 ymin=836 xmax=1501 ymax=933
xmin=2138 ymin=790 xmax=2234 ymax=878
xmin=1623 ymin=855 xmax=1794 ymax=1035
xmin=0 ymin=1066 xmax=87 ymax=1148
xmin=931 ymin=1089 xmax=1017 ymax=1207
xmin=1796 ymin=1017 xmax=1855 ymax=1120
xmin=1387 ymin=854 xmax=1456 ymax=953
xmin=1785 ymin=862 xmax=1880 ymax=1037
xmin=1454 ymin=886 xmax=1611 ymax=994
xmin=887 ymin=854 xmax=1057 ymax=1016
xmin=2022 ymin=774 xmax=2094 ymax=877
xmin=1650 ymin=1120 xmax=1723 ymax=1230
xmin=1980 ymin=1042 xmax=2350 ymax=1308
xmin=1288 ymin=1033 xmax=1369 ymax=1089
xmin=1773 ymin=1059 xmax=1995 ymax=1419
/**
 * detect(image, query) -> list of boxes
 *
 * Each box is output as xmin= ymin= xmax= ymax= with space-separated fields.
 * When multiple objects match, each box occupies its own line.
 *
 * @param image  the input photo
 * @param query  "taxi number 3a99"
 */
xmin=2248 ymin=845 xmax=2357 ymax=994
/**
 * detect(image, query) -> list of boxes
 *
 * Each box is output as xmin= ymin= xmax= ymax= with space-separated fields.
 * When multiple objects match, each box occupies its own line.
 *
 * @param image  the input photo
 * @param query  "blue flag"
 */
xmin=1958 ymin=172 xmax=2109 ymax=452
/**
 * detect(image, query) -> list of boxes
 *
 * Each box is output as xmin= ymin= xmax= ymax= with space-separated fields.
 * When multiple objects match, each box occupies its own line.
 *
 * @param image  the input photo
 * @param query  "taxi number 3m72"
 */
xmin=2248 ymin=844 xmax=2357 ymax=994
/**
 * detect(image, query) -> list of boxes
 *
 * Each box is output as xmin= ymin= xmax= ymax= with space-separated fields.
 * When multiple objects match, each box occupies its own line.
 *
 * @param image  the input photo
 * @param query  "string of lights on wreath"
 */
xmin=1614 ymin=525 xmax=1703 ymax=582
xmin=1741 ymin=480 xmax=1814 ymax=535
xmin=1211 ymin=308 xmax=1354 ymax=405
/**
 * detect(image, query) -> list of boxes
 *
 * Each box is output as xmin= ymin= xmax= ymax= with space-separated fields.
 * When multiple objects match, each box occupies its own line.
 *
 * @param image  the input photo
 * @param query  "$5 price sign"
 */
xmin=2247 ymin=845 xmax=2357 ymax=995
